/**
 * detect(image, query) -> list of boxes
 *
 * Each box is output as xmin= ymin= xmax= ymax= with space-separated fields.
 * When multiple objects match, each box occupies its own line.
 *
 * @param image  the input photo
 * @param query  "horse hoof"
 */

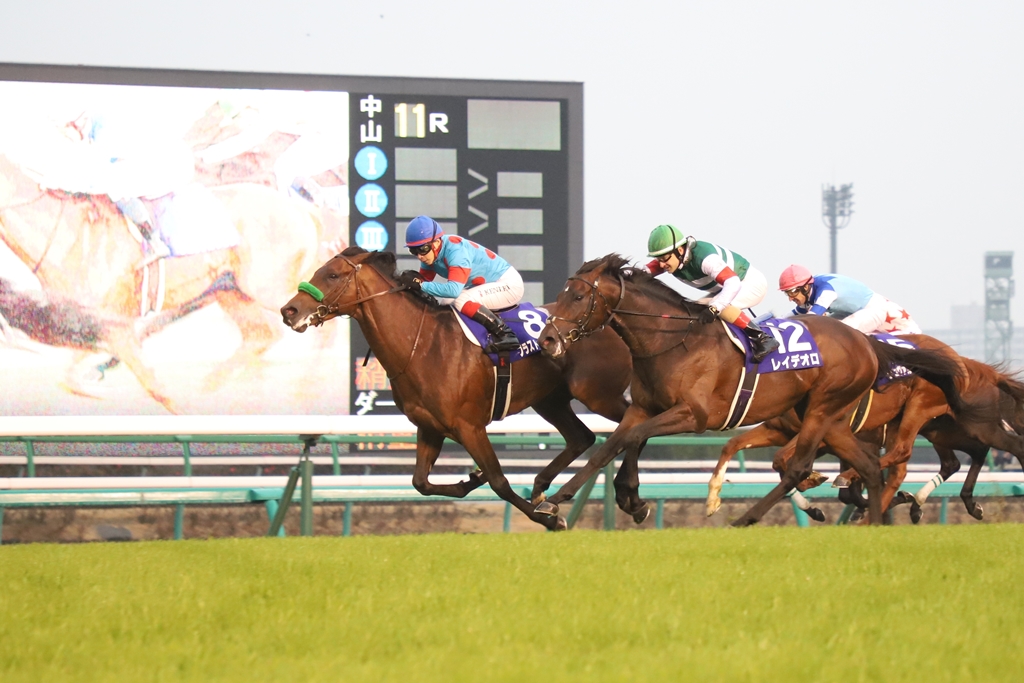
xmin=910 ymin=502 xmax=923 ymax=525
xmin=706 ymin=498 xmax=722 ymax=517
xmin=890 ymin=491 xmax=913 ymax=508
xmin=551 ymin=516 xmax=568 ymax=531
xmin=806 ymin=507 xmax=826 ymax=523
xmin=804 ymin=472 xmax=829 ymax=490
xmin=535 ymin=501 xmax=559 ymax=517
xmin=849 ymin=508 xmax=864 ymax=523
xmin=531 ymin=491 xmax=546 ymax=506
xmin=970 ymin=503 xmax=984 ymax=521
xmin=832 ymin=475 xmax=850 ymax=488
xmin=632 ymin=503 xmax=650 ymax=525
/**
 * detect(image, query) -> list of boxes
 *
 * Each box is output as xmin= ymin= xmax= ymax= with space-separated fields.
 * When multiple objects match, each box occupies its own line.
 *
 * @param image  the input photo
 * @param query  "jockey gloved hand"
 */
xmin=699 ymin=306 xmax=719 ymax=325
xmin=397 ymin=270 xmax=423 ymax=291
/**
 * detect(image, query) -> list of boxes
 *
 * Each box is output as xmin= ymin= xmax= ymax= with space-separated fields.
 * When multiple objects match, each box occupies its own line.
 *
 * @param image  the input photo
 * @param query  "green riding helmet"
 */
xmin=647 ymin=224 xmax=695 ymax=265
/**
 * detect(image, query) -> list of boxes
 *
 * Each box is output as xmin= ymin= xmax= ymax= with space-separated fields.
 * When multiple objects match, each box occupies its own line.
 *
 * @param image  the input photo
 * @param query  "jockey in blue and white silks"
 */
xmin=778 ymin=265 xmax=921 ymax=335
xmin=403 ymin=215 xmax=523 ymax=352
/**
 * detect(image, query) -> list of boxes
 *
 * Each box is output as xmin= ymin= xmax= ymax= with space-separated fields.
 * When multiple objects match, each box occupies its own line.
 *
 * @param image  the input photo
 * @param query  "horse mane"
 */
xmin=339 ymin=247 xmax=398 ymax=278
xmin=577 ymin=253 xmax=703 ymax=314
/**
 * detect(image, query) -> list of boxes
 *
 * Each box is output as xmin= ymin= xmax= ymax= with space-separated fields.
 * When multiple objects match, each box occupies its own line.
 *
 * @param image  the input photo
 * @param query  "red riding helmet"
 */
xmin=779 ymin=264 xmax=814 ymax=291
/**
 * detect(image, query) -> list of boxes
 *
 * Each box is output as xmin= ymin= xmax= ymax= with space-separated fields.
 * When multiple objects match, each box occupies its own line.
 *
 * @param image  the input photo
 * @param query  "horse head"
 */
xmin=539 ymin=254 xmax=630 ymax=359
xmin=280 ymin=247 xmax=399 ymax=332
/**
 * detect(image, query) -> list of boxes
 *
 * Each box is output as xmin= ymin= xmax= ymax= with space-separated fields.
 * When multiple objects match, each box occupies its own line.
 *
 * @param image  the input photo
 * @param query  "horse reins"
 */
xmin=298 ymin=254 xmax=427 ymax=379
xmin=547 ymin=269 xmax=702 ymax=358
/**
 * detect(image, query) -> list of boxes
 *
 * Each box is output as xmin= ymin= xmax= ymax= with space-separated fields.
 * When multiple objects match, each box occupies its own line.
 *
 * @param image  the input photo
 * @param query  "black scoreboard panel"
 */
xmin=0 ymin=64 xmax=582 ymax=418
xmin=348 ymin=92 xmax=575 ymax=416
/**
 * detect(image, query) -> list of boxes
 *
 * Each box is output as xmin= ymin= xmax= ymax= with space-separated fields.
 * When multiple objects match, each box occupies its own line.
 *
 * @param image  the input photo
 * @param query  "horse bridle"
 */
xmin=300 ymin=254 xmax=404 ymax=327
xmin=547 ymin=268 xmax=704 ymax=358
xmin=297 ymin=254 xmax=427 ymax=380
xmin=546 ymin=271 xmax=626 ymax=348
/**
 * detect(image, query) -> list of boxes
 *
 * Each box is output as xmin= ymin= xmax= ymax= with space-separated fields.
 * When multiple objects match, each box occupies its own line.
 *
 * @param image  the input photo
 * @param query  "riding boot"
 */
xmin=743 ymin=321 xmax=780 ymax=363
xmin=470 ymin=306 xmax=520 ymax=353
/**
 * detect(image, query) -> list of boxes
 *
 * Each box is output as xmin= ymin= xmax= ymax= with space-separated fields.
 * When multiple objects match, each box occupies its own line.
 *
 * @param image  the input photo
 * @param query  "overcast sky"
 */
xmin=1 ymin=1 xmax=1021 ymax=328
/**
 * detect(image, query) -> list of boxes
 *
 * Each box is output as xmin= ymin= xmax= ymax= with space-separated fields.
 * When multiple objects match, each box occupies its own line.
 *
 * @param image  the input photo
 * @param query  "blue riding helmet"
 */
xmin=405 ymin=216 xmax=444 ymax=247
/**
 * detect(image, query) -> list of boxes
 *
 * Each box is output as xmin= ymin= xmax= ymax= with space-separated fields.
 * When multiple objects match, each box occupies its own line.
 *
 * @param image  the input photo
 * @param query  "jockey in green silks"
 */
xmin=645 ymin=224 xmax=780 ymax=362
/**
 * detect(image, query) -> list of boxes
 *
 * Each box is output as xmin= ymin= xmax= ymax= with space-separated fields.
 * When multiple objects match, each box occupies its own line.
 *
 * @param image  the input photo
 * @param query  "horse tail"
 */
xmin=867 ymin=336 xmax=967 ymax=415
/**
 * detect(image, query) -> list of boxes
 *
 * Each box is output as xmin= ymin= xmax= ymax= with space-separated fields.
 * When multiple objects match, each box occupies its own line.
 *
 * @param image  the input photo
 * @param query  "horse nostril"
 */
xmin=281 ymin=306 xmax=297 ymax=319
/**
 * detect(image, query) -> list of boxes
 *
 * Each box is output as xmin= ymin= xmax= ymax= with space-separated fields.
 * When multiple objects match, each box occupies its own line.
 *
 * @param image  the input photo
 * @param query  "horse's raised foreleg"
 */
xmin=545 ymin=404 xmax=652 ymax=508
xmin=456 ymin=423 xmax=567 ymax=530
xmin=411 ymin=426 xmax=488 ymax=499
xmin=529 ymin=388 xmax=597 ymax=505
xmin=607 ymin=400 xmax=707 ymax=524
xmin=707 ymin=423 xmax=794 ymax=517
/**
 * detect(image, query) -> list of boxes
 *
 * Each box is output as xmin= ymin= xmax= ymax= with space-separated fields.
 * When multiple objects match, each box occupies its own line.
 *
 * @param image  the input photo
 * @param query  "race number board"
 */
xmin=348 ymin=86 xmax=580 ymax=416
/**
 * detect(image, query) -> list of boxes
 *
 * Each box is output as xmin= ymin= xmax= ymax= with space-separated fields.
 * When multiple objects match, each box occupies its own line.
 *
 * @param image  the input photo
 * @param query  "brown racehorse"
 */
xmin=712 ymin=354 xmax=1023 ymax=523
xmin=0 ymin=154 xmax=324 ymax=412
xmin=537 ymin=255 xmax=966 ymax=526
xmin=279 ymin=247 xmax=631 ymax=530
xmin=706 ymin=334 xmax=965 ymax=519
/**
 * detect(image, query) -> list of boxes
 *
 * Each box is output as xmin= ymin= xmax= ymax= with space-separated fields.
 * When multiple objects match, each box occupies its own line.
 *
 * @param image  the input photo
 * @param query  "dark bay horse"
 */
xmin=280 ymin=247 xmax=631 ymax=530
xmin=537 ymin=254 xmax=966 ymax=526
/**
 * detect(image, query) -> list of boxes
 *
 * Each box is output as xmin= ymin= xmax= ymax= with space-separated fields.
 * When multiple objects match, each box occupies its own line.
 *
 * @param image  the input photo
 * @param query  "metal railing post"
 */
xmin=940 ymin=497 xmax=948 ymax=524
xmin=566 ymin=471 xmax=600 ymax=529
xmin=655 ymin=499 xmax=665 ymax=529
xmin=25 ymin=440 xmax=35 ymax=477
xmin=181 ymin=441 xmax=192 ymax=476
xmin=603 ymin=461 xmax=616 ymax=531
xmin=331 ymin=441 xmax=341 ymax=476
xmin=790 ymin=496 xmax=810 ymax=528
xmin=738 ymin=449 xmax=747 ymax=473
xmin=173 ymin=504 xmax=184 ymax=540
xmin=264 ymin=500 xmax=285 ymax=537
xmin=300 ymin=458 xmax=314 ymax=536
xmin=268 ymin=467 xmax=300 ymax=536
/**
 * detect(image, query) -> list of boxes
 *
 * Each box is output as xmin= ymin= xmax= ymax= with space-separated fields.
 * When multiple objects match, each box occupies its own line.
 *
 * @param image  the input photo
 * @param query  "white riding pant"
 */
xmin=841 ymin=293 xmax=922 ymax=335
xmin=702 ymin=266 xmax=769 ymax=313
xmin=438 ymin=268 xmax=525 ymax=312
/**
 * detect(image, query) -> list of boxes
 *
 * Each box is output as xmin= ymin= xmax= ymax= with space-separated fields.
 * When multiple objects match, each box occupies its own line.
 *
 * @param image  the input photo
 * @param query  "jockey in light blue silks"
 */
xmin=402 ymin=215 xmax=522 ymax=352
xmin=778 ymin=264 xmax=922 ymax=335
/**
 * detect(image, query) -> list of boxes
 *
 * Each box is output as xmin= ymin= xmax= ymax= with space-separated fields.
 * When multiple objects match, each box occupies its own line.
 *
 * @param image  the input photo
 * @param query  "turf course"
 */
xmin=2 ymin=525 xmax=1023 ymax=682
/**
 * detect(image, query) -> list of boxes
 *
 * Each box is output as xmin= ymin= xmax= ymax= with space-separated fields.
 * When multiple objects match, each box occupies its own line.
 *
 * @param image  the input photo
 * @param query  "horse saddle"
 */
xmin=452 ymin=302 xmax=548 ymax=365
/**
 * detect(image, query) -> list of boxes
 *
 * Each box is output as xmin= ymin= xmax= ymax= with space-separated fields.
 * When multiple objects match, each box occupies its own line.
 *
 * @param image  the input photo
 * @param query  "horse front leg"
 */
xmin=611 ymin=401 xmax=708 ymax=525
xmin=707 ymin=423 xmax=794 ymax=517
xmin=529 ymin=389 xmax=597 ymax=505
xmin=545 ymin=405 xmax=653 ymax=508
xmin=411 ymin=427 xmax=487 ymax=498
xmin=456 ymin=424 xmax=567 ymax=530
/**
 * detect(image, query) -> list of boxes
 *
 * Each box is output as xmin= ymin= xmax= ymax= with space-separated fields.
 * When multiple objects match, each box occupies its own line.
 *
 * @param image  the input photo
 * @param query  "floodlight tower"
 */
xmin=822 ymin=183 xmax=854 ymax=273
xmin=984 ymin=251 xmax=1014 ymax=363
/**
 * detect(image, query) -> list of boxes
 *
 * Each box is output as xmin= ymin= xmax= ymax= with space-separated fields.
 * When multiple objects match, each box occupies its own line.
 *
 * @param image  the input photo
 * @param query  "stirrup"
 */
xmin=751 ymin=337 xmax=779 ymax=363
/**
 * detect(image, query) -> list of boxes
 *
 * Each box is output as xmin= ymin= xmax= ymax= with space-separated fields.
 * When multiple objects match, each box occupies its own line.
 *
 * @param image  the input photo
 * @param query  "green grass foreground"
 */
xmin=2 ymin=526 xmax=1023 ymax=682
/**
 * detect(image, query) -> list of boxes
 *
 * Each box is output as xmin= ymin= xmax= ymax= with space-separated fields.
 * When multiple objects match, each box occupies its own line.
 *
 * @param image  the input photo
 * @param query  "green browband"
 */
xmin=298 ymin=282 xmax=325 ymax=302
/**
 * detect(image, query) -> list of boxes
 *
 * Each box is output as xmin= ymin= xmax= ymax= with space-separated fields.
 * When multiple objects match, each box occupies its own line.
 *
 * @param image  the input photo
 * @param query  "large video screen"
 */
xmin=0 ymin=65 xmax=582 ymax=417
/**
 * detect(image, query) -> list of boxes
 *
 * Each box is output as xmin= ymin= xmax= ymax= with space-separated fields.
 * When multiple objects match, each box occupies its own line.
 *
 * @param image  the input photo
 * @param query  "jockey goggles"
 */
xmin=408 ymin=242 xmax=434 ymax=256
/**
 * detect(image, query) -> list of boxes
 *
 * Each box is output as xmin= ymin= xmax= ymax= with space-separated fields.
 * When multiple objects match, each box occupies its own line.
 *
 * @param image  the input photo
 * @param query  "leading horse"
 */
xmin=280 ymin=247 xmax=631 ymax=530
xmin=538 ymin=254 xmax=966 ymax=526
